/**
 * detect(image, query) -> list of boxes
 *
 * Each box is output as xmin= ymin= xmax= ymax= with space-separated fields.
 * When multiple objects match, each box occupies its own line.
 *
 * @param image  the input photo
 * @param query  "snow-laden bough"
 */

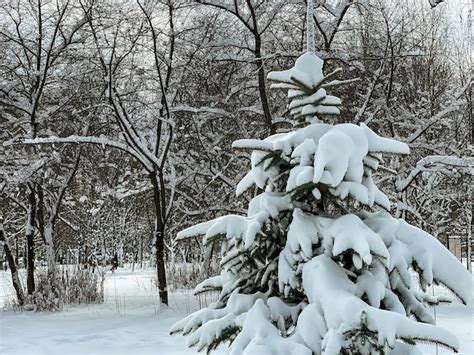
xmin=171 ymin=51 xmax=472 ymax=354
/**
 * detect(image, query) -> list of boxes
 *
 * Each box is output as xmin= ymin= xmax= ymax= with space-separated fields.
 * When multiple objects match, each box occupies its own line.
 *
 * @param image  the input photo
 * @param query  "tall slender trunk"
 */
xmin=84 ymin=244 xmax=88 ymax=269
xmin=140 ymin=236 xmax=144 ymax=268
xmin=37 ymin=185 xmax=45 ymax=244
xmin=468 ymin=87 xmax=473 ymax=271
xmin=26 ymin=185 xmax=36 ymax=295
xmin=467 ymin=188 xmax=472 ymax=272
xmin=44 ymin=223 xmax=56 ymax=272
xmin=15 ymin=236 xmax=19 ymax=265
xmin=203 ymin=242 xmax=214 ymax=277
xmin=254 ymin=33 xmax=274 ymax=135
xmin=150 ymin=173 xmax=168 ymax=305
xmin=0 ymin=224 xmax=25 ymax=306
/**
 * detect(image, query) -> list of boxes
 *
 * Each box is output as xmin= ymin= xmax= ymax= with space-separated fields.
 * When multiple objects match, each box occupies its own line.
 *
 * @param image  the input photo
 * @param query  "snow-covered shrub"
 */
xmin=29 ymin=267 xmax=104 ymax=311
xmin=165 ymin=259 xmax=221 ymax=290
xmin=63 ymin=267 xmax=105 ymax=305
xmin=171 ymin=50 xmax=472 ymax=354
xmin=162 ymin=261 xmax=221 ymax=309
xmin=29 ymin=269 xmax=65 ymax=311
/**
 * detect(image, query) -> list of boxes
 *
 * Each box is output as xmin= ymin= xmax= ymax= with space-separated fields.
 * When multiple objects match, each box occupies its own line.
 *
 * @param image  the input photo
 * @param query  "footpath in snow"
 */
xmin=0 ymin=267 xmax=472 ymax=355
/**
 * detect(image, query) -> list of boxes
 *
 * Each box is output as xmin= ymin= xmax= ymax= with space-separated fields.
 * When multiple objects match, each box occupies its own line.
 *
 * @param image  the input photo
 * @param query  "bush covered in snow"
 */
xmin=163 ymin=260 xmax=221 ymax=291
xmin=28 ymin=267 xmax=105 ymax=312
xmin=170 ymin=49 xmax=472 ymax=355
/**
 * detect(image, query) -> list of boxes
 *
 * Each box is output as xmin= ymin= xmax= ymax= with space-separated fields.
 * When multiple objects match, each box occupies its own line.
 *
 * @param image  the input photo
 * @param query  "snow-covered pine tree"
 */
xmin=171 ymin=3 xmax=472 ymax=354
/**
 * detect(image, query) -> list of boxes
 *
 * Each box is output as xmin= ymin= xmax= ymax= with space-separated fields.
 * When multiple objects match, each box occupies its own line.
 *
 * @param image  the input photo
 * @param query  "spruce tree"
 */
xmin=171 ymin=2 xmax=472 ymax=354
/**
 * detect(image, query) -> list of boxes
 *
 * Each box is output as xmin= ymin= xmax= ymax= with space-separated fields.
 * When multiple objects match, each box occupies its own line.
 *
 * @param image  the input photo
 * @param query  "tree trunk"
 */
xmin=155 ymin=228 xmax=168 ymax=304
xmin=467 ymin=193 xmax=472 ymax=272
xmin=26 ymin=185 xmax=36 ymax=295
xmin=37 ymin=185 xmax=46 ymax=245
xmin=203 ymin=241 xmax=214 ymax=277
xmin=140 ymin=236 xmax=144 ymax=269
xmin=254 ymin=33 xmax=274 ymax=135
xmin=150 ymin=173 xmax=168 ymax=305
xmin=15 ymin=235 xmax=19 ymax=265
xmin=44 ymin=223 xmax=56 ymax=272
xmin=0 ymin=224 xmax=25 ymax=306
xmin=83 ymin=244 xmax=88 ymax=269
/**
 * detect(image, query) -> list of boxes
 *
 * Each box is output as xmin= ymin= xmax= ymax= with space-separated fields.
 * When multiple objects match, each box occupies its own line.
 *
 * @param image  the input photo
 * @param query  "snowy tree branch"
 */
xmin=396 ymin=155 xmax=474 ymax=192
xmin=17 ymin=136 xmax=154 ymax=172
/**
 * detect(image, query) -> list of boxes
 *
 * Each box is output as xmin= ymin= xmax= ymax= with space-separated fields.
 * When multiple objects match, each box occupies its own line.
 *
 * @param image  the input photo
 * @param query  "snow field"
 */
xmin=0 ymin=267 xmax=471 ymax=354
xmin=0 ymin=267 xmax=223 ymax=355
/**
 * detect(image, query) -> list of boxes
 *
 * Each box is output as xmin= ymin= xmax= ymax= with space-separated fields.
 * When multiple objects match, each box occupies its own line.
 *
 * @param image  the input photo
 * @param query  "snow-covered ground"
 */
xmin=0 ymin=267 xmax=225 ymax=355
xmin=0 ymin=267 xmax=472 ymax=354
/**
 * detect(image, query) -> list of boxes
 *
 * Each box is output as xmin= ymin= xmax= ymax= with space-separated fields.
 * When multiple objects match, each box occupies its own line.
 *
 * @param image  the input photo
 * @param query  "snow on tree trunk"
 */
xmin=0 ymin=223 xmax=25 ymax=306
xmin=25 ymin=186 xmax=36 ymax=295
xmin=117 ymin=241 xmax=124 ymax=268
xmin=171 ymin=49 xmax=472 ymax=354
xmin=44 ymin=223 xmax=56 ymax=272
xmin=306 ymin=0 xmax=316 ymax=53
xmin=466 ymin=189 xmax=472 ymax=272
xmin=151 ymin=173 xmax=169 ymax=305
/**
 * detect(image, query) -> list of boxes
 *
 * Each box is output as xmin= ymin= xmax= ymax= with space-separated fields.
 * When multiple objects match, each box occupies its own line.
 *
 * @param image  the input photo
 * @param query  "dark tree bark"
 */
xmin=254 ymin=33 xmax=274 ymax=135
xmin=26 ymin=185 xmax=36 ymax=295
xmin=150 ymin=173 xmax=168 ymax=305
xmin=1 ymin=224 xmax=25 ymax=305
xmin=246 ymin=0 xmax=273 ymax=135
xmin=37 ymin=185 xmax=45 ymax=244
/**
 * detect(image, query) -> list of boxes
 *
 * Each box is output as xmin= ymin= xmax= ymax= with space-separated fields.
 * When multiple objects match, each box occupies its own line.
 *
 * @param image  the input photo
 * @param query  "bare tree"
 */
xmin=195 ymin=0 xmax=291 ymax=134
xmin=19 ymin=0 xmax=180 ymax=304
xmin=0 ymin=0 xmax=86 ymax=294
